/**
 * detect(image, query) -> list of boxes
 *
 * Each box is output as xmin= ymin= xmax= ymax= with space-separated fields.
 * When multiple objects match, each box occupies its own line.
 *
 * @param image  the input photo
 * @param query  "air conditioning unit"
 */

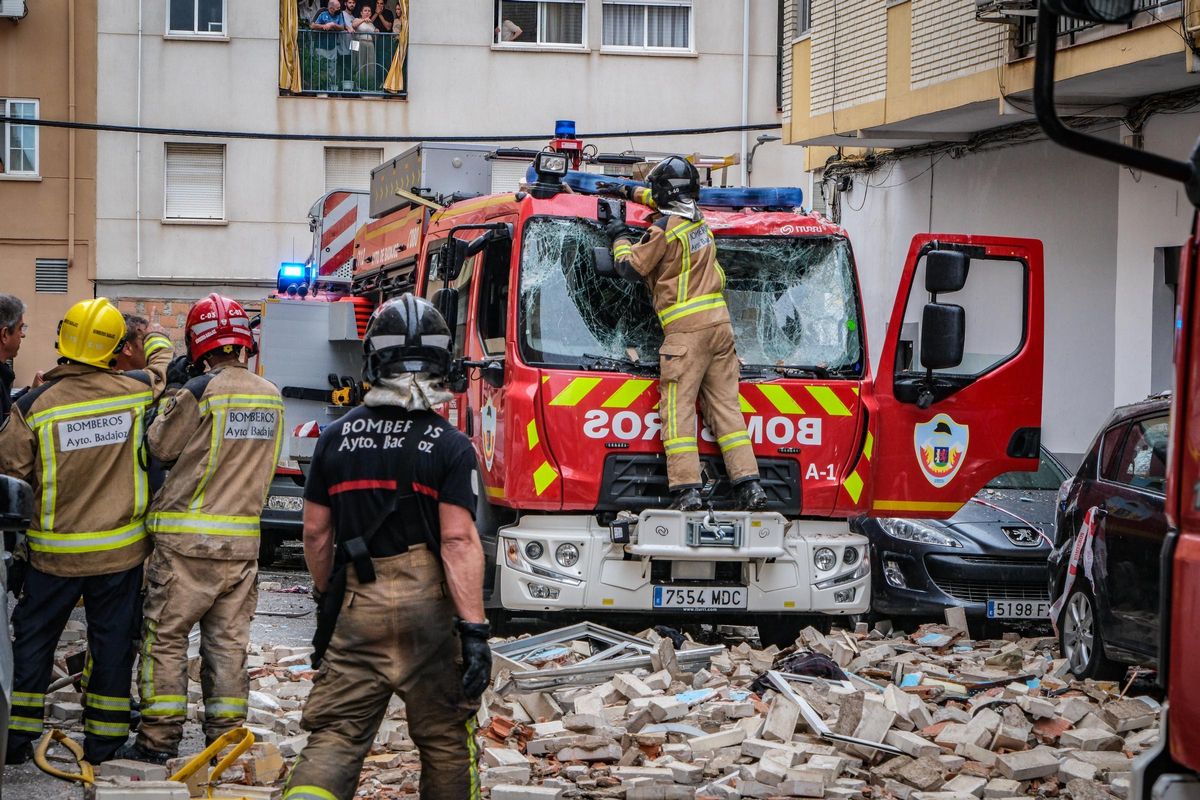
xmin=975 ymin=0 xmax=1036 ymax=23
xmin=0 ymin=0 xmax=27 ymax=20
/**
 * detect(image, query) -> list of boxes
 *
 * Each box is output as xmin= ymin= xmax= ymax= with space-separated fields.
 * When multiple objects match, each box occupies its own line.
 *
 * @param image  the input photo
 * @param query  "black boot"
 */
xmin=5 ymin=739 xmax=32 ymax=766
xmin=112 ymin=740 xmax=175 ymax=765
xmin=669 ymin=488 xmax=703 ymax=512
xmin=736 ymin=480 xmax=768 ymax=511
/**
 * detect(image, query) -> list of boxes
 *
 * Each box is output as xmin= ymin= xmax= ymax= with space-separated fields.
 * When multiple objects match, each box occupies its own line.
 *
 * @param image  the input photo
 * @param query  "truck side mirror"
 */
xmin=442 ymin=239 xmax=472 ymax=282
xmin=480 ymin=360 xmax=505 ymax=389
xmin=432 ymin=287 xmax=459 ymax=339
xmin=926 ymin=250 xmax=970 ymax=293
xmin=920 ymin=303 xmax=965 ymax=370
xmin=0 ymin=475 xmax=33 ymax=532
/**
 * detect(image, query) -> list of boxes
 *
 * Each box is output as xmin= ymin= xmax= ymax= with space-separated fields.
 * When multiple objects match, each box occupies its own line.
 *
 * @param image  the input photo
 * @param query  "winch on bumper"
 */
xmin=497 ymin=510 xmax=870 ymax=615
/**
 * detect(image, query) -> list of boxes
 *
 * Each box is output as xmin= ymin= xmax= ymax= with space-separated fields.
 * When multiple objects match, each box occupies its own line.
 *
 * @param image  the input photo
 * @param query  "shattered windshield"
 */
xmin=518 ymin=217 xmax=863 ymax=374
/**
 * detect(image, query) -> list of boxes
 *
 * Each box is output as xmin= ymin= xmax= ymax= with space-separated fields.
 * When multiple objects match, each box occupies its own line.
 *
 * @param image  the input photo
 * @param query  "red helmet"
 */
xmin=185 ymin=293 xmax=255 ymax=363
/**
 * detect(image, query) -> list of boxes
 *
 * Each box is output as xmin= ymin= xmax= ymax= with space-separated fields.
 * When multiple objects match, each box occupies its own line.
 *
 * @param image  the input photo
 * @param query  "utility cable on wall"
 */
xmin=0 ymin=116 xmax=782 ymax=144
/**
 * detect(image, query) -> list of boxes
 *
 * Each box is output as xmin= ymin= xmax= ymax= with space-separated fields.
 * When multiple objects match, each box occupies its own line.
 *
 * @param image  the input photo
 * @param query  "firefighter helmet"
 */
xmin=646 ymin=156 xmax=701 ymax=209
xmin=363 ymin=294 xmax=452 ymax=382
xmin=56 ymin=298 xmax=127 ymax=369
xmin=185 ymin=293 xmax=255 ymax=363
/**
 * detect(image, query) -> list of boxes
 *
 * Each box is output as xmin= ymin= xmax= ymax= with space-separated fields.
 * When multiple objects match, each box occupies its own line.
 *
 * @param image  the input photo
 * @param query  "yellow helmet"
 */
xmin=56 ymin=298 xmax=127 ymax=369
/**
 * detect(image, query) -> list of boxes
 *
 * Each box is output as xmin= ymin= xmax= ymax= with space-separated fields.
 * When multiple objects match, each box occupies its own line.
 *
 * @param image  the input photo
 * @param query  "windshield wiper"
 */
xmin=740 ymin=363 xmax=828 ymax=379
xmin=580 ymin=353 xmax=659 ymax=375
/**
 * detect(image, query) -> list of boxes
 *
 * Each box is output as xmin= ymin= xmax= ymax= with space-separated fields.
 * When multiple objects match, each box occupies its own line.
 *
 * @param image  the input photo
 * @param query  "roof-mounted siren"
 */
xmin=277 ymin=261 xmax=316 ymax=298
xmin=550 ymin=120 xmax=584 ymax=170
xmin=973 ymin=0 xmax=1036 ymax=24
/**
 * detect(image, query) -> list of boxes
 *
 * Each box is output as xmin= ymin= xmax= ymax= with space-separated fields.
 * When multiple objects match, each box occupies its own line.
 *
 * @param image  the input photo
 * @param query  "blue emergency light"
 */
xmin=277 ymin=261 xmax=314 ymax=296
xmin=555 ymin=119 xmax=576 ymax=138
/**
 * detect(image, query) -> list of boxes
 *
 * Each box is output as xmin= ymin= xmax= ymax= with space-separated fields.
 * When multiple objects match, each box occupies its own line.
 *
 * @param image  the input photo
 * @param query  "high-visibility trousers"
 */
xmin=283 ymin=547 xmax=481 ymax=800
xmin=136 ymin=547 xmax=257 ymax=754
xmin=658 ymin=322 xmax=760 ymax=491
xmin=8 ymin=564 xmax=142 ymax=763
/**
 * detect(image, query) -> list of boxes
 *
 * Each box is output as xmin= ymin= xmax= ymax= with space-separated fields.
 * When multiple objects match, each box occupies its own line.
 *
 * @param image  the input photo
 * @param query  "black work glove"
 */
xmin=604 ymin=218 xmax=627 ymax=242
xmin=456 ymin=619 xmax=492 ymax=699
xmin=166 ymin=354 xmax=197 ymax=388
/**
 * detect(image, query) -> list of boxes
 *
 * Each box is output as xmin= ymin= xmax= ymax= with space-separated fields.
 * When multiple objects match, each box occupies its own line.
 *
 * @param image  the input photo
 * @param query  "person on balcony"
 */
xmin=312 ymin=0 xmax=352 ymax=91
xmin=351 ymin=4 xmax=378 ymax=90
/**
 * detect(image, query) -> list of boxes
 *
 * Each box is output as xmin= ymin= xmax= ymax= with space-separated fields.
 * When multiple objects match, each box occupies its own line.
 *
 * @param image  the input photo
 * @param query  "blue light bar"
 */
xmin=531 ymin=169 xmax=804 ymax=211
xmin=280 ymin=262 xmax=306 ymax=278
xmin=555 ymin=119 xmax=576 ymax=138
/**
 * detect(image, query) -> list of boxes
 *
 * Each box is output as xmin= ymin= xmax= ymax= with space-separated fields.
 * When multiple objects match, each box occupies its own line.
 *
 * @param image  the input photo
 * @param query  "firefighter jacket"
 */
xmin=146 ymin=363 xmax=283 ymax=561
xmin=0 ymin=333 xmax=174 ymax=578
xmin=614 ymin=213 xmax=730 ymax=334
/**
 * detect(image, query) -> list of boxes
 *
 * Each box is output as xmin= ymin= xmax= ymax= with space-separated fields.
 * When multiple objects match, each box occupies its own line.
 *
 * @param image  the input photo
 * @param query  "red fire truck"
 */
xmin=1028 ymin=0 xmax=1200 ymax=793
xmin=258 ymin=139 xmax=1045 ymax=641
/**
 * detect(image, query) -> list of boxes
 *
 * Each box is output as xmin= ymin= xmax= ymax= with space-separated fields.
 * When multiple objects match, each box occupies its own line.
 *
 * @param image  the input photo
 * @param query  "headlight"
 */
xmin=525 ymin=541 xmax=544 ymax=560
xmin=843 ymin=546 xmax=860 ymax=566
xmin=555 ymin=543 xmax=580 ymax=567
xmin=814 ymin=547 xmax=837 ymax=571
xmin=879 ymin=518 xmax=962 ymax=548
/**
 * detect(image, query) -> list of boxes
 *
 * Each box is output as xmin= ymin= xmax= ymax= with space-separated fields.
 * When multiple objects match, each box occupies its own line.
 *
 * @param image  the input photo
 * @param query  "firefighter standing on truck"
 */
xmin=0 ymin=298 xmax=173 ymax=764
xmin=118 ymin=293 xmax=284 ymax=763
xmin=608 ymin=156 xmax=768 ymax=512
xmin=284 ymin=294 xmax=490 ymax=800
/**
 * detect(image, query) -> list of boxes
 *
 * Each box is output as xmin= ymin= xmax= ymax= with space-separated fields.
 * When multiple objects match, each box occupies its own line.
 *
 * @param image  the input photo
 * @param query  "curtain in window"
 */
xmin=279 ymin=0 xmax=302 ymax=93
xmin=383 ymin=0 xmax=410 ymax=94
xmin=542 ymin=1 xmax=583 ymax=44
xmin=647 ymin=5 xmax=687 ymax=48
xmin=602 ymin=3 xmax=640 ymax=46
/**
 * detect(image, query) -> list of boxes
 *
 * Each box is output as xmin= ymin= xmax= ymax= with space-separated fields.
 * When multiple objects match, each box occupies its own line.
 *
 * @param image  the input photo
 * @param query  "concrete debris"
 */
xmin=51 ymin=616 xmax=1160 ymax=799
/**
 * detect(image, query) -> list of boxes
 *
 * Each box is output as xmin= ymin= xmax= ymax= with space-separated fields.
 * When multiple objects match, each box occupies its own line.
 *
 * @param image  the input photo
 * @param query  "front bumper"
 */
xmin=497 ymin=512 xmax=870 ymax=616
xmin=865 ymin=529 xmax=1050 ymax=618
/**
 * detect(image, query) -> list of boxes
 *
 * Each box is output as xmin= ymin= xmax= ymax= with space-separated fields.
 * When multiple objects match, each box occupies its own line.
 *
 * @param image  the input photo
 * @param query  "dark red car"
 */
xmin=1048 ymin=395 xmax=1170 ymax=679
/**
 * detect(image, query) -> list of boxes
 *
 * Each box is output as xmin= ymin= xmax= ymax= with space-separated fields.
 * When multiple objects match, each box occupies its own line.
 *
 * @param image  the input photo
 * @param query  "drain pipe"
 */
xmin=135 ymin=0 xmax=143 ymax=281
xmin=740 ymin=0 xmax=750 ymax=186
xmin=67 ymin=0 xmax=77 ymax=271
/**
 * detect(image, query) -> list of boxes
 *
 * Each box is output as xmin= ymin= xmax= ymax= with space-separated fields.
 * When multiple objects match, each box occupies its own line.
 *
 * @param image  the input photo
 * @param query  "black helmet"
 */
xmin=646 ymin=156 xmax=700 ymax=209
xmin=363 ymin=294 xmax=453 ymax=382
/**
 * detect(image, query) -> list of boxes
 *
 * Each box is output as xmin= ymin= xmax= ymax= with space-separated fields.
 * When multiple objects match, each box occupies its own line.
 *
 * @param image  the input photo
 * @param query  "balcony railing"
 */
xmin=1015 ymin=0 xmax=1178 ymax=52
xmin=296 ymin=28 xmax=406 ymax=97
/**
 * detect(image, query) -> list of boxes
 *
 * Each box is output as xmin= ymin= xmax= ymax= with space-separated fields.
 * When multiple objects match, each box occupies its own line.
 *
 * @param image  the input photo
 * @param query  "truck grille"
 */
xmin=598 ymin=455 xmax=800 ymax=514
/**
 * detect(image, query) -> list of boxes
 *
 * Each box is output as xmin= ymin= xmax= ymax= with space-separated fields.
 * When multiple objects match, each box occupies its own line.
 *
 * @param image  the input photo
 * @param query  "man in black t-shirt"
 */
xmin=285 ymin=295 xmax=490 ymax=800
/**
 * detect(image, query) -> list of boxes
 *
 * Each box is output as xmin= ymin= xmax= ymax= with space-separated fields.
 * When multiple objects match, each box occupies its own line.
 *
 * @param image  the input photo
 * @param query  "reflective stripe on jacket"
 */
xmin=0 ymin=333 xmax=173 ymax=577
xmin=147 ymin=363 xmax=283 ymax=561
xmin=614 ymin=213 xmax=730 ymax=333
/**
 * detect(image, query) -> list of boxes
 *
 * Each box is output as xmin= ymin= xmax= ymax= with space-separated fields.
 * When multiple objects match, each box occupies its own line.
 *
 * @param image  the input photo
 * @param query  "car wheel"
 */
xmin=1059 ymin=586 xmax=1124 ymax=680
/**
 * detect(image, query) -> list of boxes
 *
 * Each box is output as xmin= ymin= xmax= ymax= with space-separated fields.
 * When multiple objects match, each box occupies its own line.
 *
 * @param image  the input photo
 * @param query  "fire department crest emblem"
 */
xmin=914 ymin=413 xmax=969 ymax=488
xmin=481 ymin=396 xmax=497 ymax=470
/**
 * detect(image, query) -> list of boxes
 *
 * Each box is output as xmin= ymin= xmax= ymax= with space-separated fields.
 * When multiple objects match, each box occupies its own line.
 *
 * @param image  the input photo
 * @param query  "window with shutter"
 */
xmin=164 ymin=143 xmax=225 ymax=220
xmin=34 ymin=259 xmax=68 ymax=294
xmin=324 ymin=147 xmax=383 ymax=193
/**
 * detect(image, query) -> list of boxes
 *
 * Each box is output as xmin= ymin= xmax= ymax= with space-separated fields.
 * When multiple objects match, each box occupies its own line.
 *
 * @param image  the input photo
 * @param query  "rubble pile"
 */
xmin=43 ymin=617 xmax=1162 ymax=799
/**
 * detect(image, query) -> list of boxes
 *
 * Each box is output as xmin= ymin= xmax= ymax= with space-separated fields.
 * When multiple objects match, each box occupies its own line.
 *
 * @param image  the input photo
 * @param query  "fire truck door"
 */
xmin=459 ymin=226 xmax=513 ymax=599
xmin=869 ymin=234 xmax=1045 ymax=520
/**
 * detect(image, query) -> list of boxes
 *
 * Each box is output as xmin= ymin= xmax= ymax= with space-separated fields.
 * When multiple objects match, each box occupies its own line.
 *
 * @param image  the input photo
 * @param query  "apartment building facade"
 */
xmin=783 ymin=0 xmax=1198 ymax=460
xmin=0 ymin=0 xmax=98 ymax=385
xmin=95 ymin=0 xmax=801 ymax=317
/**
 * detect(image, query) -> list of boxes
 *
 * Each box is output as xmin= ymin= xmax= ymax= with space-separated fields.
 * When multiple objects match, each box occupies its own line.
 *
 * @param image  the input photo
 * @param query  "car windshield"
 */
xmin=517 ymin=217 xmax=863 ymax=373
xmin=986 ymin=452 xmax=1068 ymax=491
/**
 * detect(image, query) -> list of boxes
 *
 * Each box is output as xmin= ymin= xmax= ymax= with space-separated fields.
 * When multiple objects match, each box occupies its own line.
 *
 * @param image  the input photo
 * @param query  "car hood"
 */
xmin=939 ymin=488 xmax=1058 ymax=547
